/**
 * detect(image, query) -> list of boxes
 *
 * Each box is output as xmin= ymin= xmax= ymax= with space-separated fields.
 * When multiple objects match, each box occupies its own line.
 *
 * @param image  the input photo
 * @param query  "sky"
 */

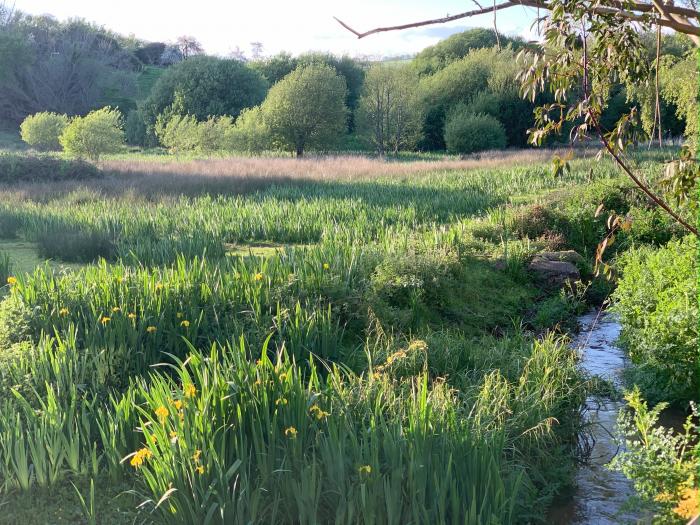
xmin=12 ymin=0 xmax=540 ymax=58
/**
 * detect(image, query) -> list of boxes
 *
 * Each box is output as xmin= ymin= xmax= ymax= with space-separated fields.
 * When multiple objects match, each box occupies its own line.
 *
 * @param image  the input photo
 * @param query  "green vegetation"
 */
xmin=19 ymin=112 xmax=69 ymax=151
xmin=59 ymin=108 xmax=125 ymax=161
xmin=613 ymin=237 xmax=698 ymax=406
xmin=445 ymin=111 xmax=507 ymax=154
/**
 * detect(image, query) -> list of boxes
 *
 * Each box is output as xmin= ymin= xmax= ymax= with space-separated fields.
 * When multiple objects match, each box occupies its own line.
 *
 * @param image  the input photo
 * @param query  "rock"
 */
xmin=529 ymin=252 xmax=581 ymax=286
xmin=536 ymin=250 xmax=585 ymax=265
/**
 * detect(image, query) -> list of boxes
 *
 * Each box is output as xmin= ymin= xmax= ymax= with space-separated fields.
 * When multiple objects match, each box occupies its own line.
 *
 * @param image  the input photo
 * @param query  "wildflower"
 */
xmin=180 ymin=320 xmax=190 ymax=328
xmin=309 ymin=405 xmax=330 ymax=420
xmin=173 ymin=400 xmax=183 ymax=410
xmin=117 ymin=276 xmax=124 ymax=284
xmin=254 ymin=378 xmax=262 ymax=386
xmin=256 ymin=359 xmax=263 ymax=366
xmin=146 ymin=326 xmax=157 ymax=333
xmin=100 ymin=316 xmax=111 ymax=326
xmin=6 ymin=276 xmax=16 ymax=285
xmin=192 ymin=449 xmax=202 ymax=463
xmin=130 ymin=447 xmax=152 ymax=469
xmin=176 ymin=312 xmax=183 ymax=319
xmin=150 ymin=435 xmax=157 ymax=444
xmin=155 ymin=405 xmax=169 ymax=423
xmin=128 ymin=313 xmax=137 ymax=320
xmin=278 ymin=372 xmax=288 ymax=381
xmin=59 ymin=307 xmax=69 ymax=317
xmin=253 ymin=272 xmax=263 ymax=281
xmin=169 ymin=430 xmax=178 ymax=440
xmin=358 ymin=465 xmax=372 ymax=475
xmin=155 ymin=282 xmax=163 ymax=291
xmin=275 ymin=398 xmax=288 ymax=406
xmin=195 ymin=465 xmax=205 ymax=475
xmin=284 ymin=426 xmax=297 ymax=438
xmin=184 ymin=383 xmax=197 ymax=398
xmin=112 ymin=306 xmax=121 ymax=313
xmin=323 ymin=263 xmax=330 ymax=270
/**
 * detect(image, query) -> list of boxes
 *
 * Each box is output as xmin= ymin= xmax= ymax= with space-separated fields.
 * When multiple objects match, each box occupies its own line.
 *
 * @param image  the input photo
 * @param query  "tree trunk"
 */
xmin=296 ymin=144 xmax=304 ymax=157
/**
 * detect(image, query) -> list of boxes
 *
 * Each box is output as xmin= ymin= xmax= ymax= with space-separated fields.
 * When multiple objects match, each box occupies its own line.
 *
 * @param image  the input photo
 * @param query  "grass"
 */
xmin=0 ymin=147 xmax=686 ymax=523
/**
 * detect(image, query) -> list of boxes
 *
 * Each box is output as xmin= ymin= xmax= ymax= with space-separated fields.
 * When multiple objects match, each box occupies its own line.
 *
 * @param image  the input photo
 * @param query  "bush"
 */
xmin=197 ymin=115 xmax=234 ymax=153
xmin=124 ymin=108 xmax=148 ymax=146
xmin=154 ymin=113 xmax=200 ymax=153
xmin=60 ymin=107 xmax=125 ymax=161
xmin=444 ymin=111 xmax=507 ymax=154
xmin=613 ymin=236 xmax=698 ymax=405
xmin=224 ymin=106 xmax=271 ymax=152
xmin=19 ymin=112 xmax=70 ymax=151
xmin=0 ymin=153 xmax=101 ymax=183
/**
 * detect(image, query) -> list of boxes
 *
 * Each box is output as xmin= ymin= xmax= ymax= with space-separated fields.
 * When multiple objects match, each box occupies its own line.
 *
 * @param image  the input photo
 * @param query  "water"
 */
xmin=549 ymin=310 xmax=649 ymax=524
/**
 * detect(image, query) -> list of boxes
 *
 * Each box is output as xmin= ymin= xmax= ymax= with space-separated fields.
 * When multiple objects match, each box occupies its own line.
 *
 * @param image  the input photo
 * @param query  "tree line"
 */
xmin=4 ymin=5 xmax=696 ymax=157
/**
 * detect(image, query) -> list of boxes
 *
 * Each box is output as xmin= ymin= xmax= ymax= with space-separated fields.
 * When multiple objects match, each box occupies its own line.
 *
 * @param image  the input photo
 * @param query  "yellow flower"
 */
xmin=309 ymin=405 xmax=330 ymax=420
xmin=184 ymin=383 xmax=197 ymax=398
xmin=254 ymin=378 xmax=262 ymax=386
xmin=100 ymin=316 xmax=111 ymax=326
xmin=180 ymin=320 xmax=190 ymax=328
xmin=323 ymin=263 xmax=330 ymax=270
xmin=169 ymin=430 xmax=178 ymax=440
xmin=6 ymin=276 xmax=16 ymax=285
xmin=155 ymin=405 xmax=169 ymax=423
xmin=358 ymin=465 xmax=372 ymax=475
xmin=176 ymin=312 xmax=183 ymax=318
xmin=59 ymin=307 xmax=69 ymax=317
xmin=129 ymin=447 xmax=153 ymax=469
xmin=275 ymin=398 xmax=288 ymax=406
xmin=195 ymin=465 xmax=205 ymax=475
xmin=278 ymin=372 xmax=288 ymax=381
xmin=192 ymin=449 xmax=202 ymax=463
xmin=117 ymin=276 xmax=124 ymax=284
xmin=253 ymin=272 xmax=264 ymax=281
xmin=112 ymin=306 xmax=121 ymax=313
xmin=150 ymin=435 xmax=157 ymax=444
xmin=256 ymin=359 xmax=263 ymax=366
xmin=146 ymin=326 xmax=157 ymax=333
xmin=173 ymin=400 xmax=183 ymax=410
xmin=128 ymin=313 xmax=137 ymax=320
xmin=155 ymin=282 xmax=163 ymax=291
xmin=284 ymin=426 xmax=297 ymax=438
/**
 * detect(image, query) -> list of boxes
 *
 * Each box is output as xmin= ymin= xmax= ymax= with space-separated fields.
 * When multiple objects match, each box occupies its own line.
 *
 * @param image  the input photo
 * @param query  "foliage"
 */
xmin=144 ymin=56 xmax=268 ymax=129
xmin=0 ymin=14 xmax=138 ymax=124
xmin=225 ymin=106 xmax=272 ymax=152
xmin=260 ymin=64 xmax=348 ymax=156
xmin=155 ymin=113 xmax=201 ymax=153
xmin=613 ymin=237 xmax=698 ymax=405
xmin=659 ymin=55 xmax=699 ymax=149
xmin=444 ymin=111 xmax=507 ymax=154
xmin=60 ymin=107 xmax=125 ymax=161
xmin=19 ymin=112 xmax=69 ymax=151
xmin=608 ymin=388 xmax=699 ymax=524
xmin=0 ymin=153 xmax=101 ymax=182
xmin=412 ymin=28 xmax=526 ymax=76
xmin=356 ymin=64 xmax=422 ymax=154
xmin=124 ymin=108 xmax=148 ymax=146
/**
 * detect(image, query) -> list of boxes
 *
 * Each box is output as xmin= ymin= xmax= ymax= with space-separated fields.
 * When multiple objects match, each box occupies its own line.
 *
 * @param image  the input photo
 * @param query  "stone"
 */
xmin=529 ymin=253 xmax=581 ymax=286
xmin=536 ymin=250 xmax=585 ymax=265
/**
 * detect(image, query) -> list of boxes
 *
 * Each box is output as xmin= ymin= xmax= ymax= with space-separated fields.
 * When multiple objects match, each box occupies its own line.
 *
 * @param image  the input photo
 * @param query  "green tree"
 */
xmin=60 ymin=107 xmax=124 ymax=161
xmin=260 ymin=64 xmax=347 ymax=157
xmin=144 ymin=56 xmax=267 ymax=130
xmin=444 ymin=111 xmax=507 ymax=154
xmin=357 ymin=64 xmax=422 ymax=154
xmin=19 ymin=112 xmax=69 ymax=151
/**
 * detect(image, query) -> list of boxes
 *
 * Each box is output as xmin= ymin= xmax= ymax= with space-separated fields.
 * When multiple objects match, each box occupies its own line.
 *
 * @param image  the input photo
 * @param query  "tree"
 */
xmin=336 ymin=2 xmax=699 ymax=235
xmin=0 ymin=13 xmax=138 ymax=124
xmin=250 ymin=42 xmax=264 ymax=60
xmin=176 ymin=36 xmax=203 ymax=60
xmin=60 ymin=107 xmax=124 ymax=161
xmin=144 ymin=56 xmax=268 ymax=129
xmin=20 ymin=112 xmax=69 ymax=151
xmin=357 ymin=64 xmax=422 ymax=154
xmin=135 ymin=42 xmax=166 ymax=65
xmin=444 ymin=111 xmax=507 ymax=154
xmin=260 ymin=64 xmax=347 ymax=156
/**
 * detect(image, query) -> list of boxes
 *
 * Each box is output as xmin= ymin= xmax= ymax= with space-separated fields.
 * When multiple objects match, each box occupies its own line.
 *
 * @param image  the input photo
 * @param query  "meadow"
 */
xmin=0 ymin=148 xmax=693 ymax=523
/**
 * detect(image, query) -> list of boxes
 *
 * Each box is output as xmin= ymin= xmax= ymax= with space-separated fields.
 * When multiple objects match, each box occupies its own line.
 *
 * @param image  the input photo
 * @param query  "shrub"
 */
xmin=154 ymin=113 xmax=200 ymax=153
xmin=613 ymin=236 xmax=698 ymax=405
xmin=19 ymin=112 xmax=69 ymax=151
xmin=0 ymin=153 xmax=101 ymax=183
xmin=224 ymin=106 xmax=271 ymax=152
xmin=124 ymin=108 xmax=148 ymax=146
xmin=444 ymin=111 xmax=507 ymax=154
xmin=197 ymin=115 xmax=234 ymax=153
xmin=60 ymin=107 xmax=125 ymax=161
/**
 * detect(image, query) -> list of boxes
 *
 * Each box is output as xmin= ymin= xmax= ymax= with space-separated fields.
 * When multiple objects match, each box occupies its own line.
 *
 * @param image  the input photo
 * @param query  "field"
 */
xmin=0 ymin=149 xmax=691 ymax=523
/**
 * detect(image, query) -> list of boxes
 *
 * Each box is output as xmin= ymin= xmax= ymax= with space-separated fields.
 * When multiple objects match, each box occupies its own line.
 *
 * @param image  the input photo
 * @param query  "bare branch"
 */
xmin=335 ymin=0 xmax=700 ymax=40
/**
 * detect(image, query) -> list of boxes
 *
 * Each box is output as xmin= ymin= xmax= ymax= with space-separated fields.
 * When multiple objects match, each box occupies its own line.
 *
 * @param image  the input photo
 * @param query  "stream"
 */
xmin=549 ymin=309 xmax=649 ymax=524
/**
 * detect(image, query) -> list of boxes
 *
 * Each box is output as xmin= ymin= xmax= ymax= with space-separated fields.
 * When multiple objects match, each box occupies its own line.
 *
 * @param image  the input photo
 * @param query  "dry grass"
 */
xmin=1 ymin=149 xmax=591 ymax=201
